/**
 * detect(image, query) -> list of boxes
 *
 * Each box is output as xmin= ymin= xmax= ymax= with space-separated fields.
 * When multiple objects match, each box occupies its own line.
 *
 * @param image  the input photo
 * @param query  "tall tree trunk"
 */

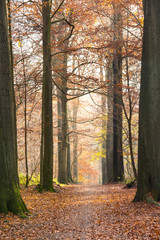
xmin=99 ymin=56 xmax=107 ymax=185
xmin=40 ymin=0 xmax=54 ymax=191
xmin=112 ymin=4 xmax=124 ymax=181
xmin=57 ymin=88 xmax=62 ymax=182
xmin=134 ymin=0 xmax=160 ymax=201
xmin=0 ymin=0 xmax=28 ymax=215
xmin=67 ymin=134 xmax=73 ymax=182
xmin=58 ymin=19 xmax=69 ymax=183
xmin=123 ymin=55 xmax=137 ymax=180
xmin=58 ymin=49 xmax=68 ymax=183
xmin=20 ymin=48 xmax=29 ymax=187
xmin=72 ymin=98 xmax=79 ymax=183
xmin=57 ymin=11 xmax=73 ymax=184
xmin=7 ymin=0 xmax=19 ymax=185
xmin=106 ymin=60 xmax=113 ymax=183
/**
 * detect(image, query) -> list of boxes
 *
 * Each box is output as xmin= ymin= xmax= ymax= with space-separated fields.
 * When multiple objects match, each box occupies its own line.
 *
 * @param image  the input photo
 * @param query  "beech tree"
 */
xmin=106 ymin=59 xmax=113 ymax=183
xmin=72 ymin=98 xmax=79 ymax=183
xmin=40 ymin=0 xmax=54 ymax=191
xmin=0 ymin=0 xmax=28 ymax=215
xmin=112 ymin=3 xmax=124 ymax=181
xmin=134 ymin=0 xmax=160 ymax=201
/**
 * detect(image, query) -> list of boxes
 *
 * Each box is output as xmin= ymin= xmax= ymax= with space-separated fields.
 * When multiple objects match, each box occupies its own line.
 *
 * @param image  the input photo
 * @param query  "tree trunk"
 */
xmin=99 ymin=56 xmax=107 ymax=185
xmin=40 ymin=0 xmax=54 ymax=191
xmin=58 ymin=51 xmax=68 ymax=183
xmin=58 ymin=21 xmax=69 ymax=183
xmin=0 ymin=0 xmax=28 ymax=215
xmin=67 ymin=134 xmax=73 ymax=182
xmin=7 ymin=0 xmax=19 ymax=185
xmin=122 ymin=55 xmax=137 ymax=180
xmin=20 ymin=48 xmax=29 ymax=187
xmin=72 ymin=99 xmax=79 ymax=183
xmin=134 ymin=0 xmax=160 ymax=201
xmin=57 ymin=88 xmax=62 ymax=182
xmin=106 ymin=60 xmax=114 ymax=183
xmin=112 ymin=5 xmax=124 ymax=181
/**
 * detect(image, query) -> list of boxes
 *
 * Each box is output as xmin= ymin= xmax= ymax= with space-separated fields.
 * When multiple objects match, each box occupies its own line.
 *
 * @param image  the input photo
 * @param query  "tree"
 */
xmin=99 ymin=55 xmax=107 ymax=184
xmin=57 ymin=41 xmax=68 ymax=184
xmin=55 ymin=10 xmax=74 ymax=184
xmin=134 ymin=0 xmax=160 ymax=201
xmin=122 ymin=55 xmax=137 ymax=180
xmin=0 ymin=0 xmax=28 ymax=215
xmin=106 ymin=59 xmax=113 ymax=183
xmin=40 ymin=0 xmax=54 ymax=191
xmin=67 ymin=134 xmax=73 ymax=182
xmin=112 ymin=3 xmax=124 ymax=181
xmin=8 ymin=0 xmax=19 ymax=185
xmin=72 ymin=98 xmax=79 ymax=183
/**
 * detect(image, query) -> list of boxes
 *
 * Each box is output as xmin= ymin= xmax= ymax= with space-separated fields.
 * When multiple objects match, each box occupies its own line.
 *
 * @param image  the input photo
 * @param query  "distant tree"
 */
xmin=99 ymin=55 xmax=107 ymax=185
xmin=106 ymin=59 xmax=113 ymax=183
xmin=58 ymin=39 xmax=68 ymax=184
xmin=122 ymin=55 xmax=138 ymax=180
xmin=134 ymin=0 xmax=160 ymax=201
xmin=0 ymin=0 xmax=28 ymax=215
xmin=72 ymin=98 xmax=79 ymax=183
xmin=67 ymin=134 xmax=73 ymax=182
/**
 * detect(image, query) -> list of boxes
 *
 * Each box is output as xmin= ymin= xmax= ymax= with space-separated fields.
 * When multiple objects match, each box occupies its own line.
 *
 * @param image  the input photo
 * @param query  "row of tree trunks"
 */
xmin=104 ymin=3 xmax=124 ymax=183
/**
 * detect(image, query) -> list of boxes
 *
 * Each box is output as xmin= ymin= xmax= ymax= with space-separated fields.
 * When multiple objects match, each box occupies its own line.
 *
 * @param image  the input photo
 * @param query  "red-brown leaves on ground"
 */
xmin=0 ymin=184 xmax=160 ymax=239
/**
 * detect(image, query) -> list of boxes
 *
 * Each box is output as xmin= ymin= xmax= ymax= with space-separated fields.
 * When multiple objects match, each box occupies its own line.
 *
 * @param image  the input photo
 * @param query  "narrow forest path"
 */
xmin=1 ymin=184 xmax=160 ymax=239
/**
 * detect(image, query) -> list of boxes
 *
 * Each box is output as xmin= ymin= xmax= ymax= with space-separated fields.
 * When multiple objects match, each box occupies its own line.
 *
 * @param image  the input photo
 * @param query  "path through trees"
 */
xmin=1 ymin=185 xmax=160 ymax=239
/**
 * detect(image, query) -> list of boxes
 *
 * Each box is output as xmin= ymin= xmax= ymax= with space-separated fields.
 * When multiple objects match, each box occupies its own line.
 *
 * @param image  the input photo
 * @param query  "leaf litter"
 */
xmin=0 ymin=184 xmax=160 ymax=239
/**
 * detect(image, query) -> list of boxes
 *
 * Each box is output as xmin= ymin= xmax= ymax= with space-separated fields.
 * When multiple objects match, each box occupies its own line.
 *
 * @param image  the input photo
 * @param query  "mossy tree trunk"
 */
xmin=0 ymin=0 xmax=28 ymax=215
xmin=40 ymin=0 xmax=54 ymax=191
xmin=134 ymin=0 xmax=160 ymax=201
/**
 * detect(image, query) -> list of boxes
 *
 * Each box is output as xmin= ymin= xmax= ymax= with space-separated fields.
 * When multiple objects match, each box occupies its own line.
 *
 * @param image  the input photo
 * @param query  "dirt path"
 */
xmin=1 ymin=184 xmax=160 ymax=239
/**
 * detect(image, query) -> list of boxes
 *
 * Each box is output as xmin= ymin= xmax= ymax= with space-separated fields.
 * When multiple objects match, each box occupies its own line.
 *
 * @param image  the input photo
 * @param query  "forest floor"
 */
xmin=0 ymin=184 xmax=160 ymax=239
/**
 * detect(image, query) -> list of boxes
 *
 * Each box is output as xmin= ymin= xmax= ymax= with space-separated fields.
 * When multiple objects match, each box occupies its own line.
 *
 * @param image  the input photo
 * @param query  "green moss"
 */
xmin=0 ymin=183 xmax=28 ymax=216
xmin=19 ymin=173 xmax=40 ymax=186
